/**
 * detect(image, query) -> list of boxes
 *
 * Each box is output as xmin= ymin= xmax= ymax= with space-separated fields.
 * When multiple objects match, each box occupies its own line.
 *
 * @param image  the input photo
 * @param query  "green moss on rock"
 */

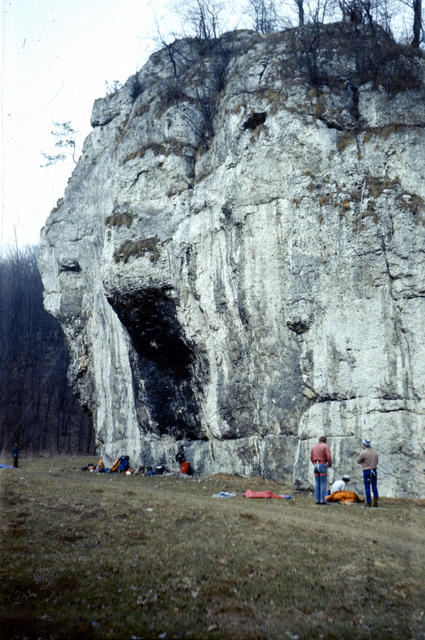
xmin=113 ymin=235 xmax=162 ymax=264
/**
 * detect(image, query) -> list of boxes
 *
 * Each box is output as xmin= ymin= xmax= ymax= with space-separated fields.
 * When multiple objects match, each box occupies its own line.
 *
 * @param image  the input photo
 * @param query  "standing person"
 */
xmin=310 ymin=436 xmax=332 ymax=505
xmin=11 ymin=443 xmax=19 ymax=468
xmin=357 ymin=438 xmax=378 ymax=507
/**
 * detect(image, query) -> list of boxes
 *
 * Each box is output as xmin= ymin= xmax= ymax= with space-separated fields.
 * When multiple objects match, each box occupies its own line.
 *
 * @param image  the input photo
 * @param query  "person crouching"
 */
xmin=330 ymin=474 xmax=350 ymax=494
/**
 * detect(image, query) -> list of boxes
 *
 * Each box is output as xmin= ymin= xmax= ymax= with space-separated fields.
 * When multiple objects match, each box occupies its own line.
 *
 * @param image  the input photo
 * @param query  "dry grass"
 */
xmin=1 ymin=456 xmax=424 ymax=640
xmin=113 ymin=236 xmax=162 ymax=264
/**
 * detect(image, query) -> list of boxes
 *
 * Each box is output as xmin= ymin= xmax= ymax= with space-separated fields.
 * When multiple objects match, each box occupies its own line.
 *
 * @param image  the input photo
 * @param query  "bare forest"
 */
xmin=0 ymin=247 xmax=94 ymax=456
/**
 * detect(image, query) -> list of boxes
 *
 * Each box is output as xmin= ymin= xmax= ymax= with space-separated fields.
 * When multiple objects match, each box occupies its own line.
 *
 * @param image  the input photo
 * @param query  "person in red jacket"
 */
xmin=310 ymin=436 xmax=332 ymax=505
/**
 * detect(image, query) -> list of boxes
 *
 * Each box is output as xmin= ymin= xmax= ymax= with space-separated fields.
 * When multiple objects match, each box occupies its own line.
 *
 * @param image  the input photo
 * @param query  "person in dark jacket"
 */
xmin=12 ymin=443 xmax=19 ymax=468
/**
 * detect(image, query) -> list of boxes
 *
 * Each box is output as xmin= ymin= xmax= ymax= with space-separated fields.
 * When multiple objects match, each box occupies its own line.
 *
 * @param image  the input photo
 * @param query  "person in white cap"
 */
xmin=357 ymin=438 xmax=379 ymax=507
xmin=330 ymin=475 xmax=350 ymax=494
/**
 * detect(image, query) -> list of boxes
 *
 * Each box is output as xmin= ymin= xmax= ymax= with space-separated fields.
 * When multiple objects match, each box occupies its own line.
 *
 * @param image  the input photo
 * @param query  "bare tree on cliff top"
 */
xmin=246 ymin=0 xmax=280 ymax=31
xmin=294 ymin=0 xmax=306 ymax=24
xmin=173 ymin=0 xmax=227 ymax=39
xmin=157 ymin=0 xmax=236 ymax=147
xmin=399 ymin=0 xmax=423 ymax=46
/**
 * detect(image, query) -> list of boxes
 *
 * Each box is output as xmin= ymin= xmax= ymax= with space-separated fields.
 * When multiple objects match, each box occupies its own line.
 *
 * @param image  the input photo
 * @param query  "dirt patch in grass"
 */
xmin=1 ymin=456 xmax=424 ymax=639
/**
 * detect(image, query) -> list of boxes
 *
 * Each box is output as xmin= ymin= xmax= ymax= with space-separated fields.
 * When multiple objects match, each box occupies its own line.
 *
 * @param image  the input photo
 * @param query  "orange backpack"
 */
xmin=181 ymin=461 xmax=191 ymax=474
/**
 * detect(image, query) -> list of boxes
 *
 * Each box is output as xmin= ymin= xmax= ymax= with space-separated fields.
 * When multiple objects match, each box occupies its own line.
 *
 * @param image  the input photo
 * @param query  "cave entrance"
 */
xmin=243 ymin=112 xmax=267 ymax=131
xmin=107 ymin=288 xmax=206 ymax=440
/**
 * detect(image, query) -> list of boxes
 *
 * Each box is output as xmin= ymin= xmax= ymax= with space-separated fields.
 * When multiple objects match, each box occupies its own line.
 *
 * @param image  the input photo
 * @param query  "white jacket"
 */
xmin=330 ymin=479 xmax=349 ymax=493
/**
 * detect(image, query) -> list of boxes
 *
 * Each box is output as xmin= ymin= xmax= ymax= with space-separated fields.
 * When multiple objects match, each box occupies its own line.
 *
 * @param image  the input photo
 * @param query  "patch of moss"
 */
xmin=153 ymin=85 xmax=195 ymax=119
xmin=166 ymin=181 xmax=194 ymax=197
xmin=121 ymin=141 xmax=188 ymax=166
xmin=249 ymin=124 xmax=265 ymax=142
xmin=113 ymin=235 xmax=162 ymax=264
xmin=121 ymin=143 xmax=167 ymax=165
xmin=361 ymin=201 xmax=379 ymax=225
xmin=363 ymin=123 xmax=425 ymax=145
xmin=380 ymin=124 xmax=400 ymax=141
xmin=341 ymin=199 xmax=351 ymax=210
xmin=365 ymin=174 xmax=400 ymax=199
xmin=105 ymin=209 xmax=136 ymax=229
xmin=313 ymin=97 xmax=326 ymax=118
xmin=228 ymin=103 xmax=243 ymax=115
xmin=51 ymin=198 xmax=64 ymax=214
xmin=318 ymin=193 xmax=334 ymax=206
xmin=337 ymin=131 xmax=356 ymax=151
xmin=262 ymin=89 xmax=280 ymax=103
xmin=339 ymin=123 xmax=424 ymax=153
xmin=134 ymin=102 xmax=150 ymax=118
xmin=398 ymin=192 xmax=425 ymax=215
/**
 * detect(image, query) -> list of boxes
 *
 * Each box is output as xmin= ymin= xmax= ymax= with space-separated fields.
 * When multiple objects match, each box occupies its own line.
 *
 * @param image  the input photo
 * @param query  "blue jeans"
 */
xmin=314 ymin=463 xmax=328 ymax=503
xmin=363 ymin=469 xmax=378 ymax=504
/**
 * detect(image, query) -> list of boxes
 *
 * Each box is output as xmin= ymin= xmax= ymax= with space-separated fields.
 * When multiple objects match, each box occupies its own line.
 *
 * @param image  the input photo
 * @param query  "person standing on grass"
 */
xmin=310 ymin=436 xmax=332 ymax=505
xmin=357 ymin=438 xmax=379 ymax=507
xmin=11 ymin=443 xmax=19 ymax=468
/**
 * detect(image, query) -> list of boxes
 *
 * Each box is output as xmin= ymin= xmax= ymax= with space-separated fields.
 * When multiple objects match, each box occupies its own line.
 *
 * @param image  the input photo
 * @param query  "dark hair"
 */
xmin=319 ymin=436 xmax=327 ymax=443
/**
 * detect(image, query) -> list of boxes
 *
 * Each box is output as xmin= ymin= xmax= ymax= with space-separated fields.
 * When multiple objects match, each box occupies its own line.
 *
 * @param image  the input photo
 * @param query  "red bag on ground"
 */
xmin=243 ymin=489 xmax=285 ymax=499
xmin=180 ymin=461 xmax=191 ymax=474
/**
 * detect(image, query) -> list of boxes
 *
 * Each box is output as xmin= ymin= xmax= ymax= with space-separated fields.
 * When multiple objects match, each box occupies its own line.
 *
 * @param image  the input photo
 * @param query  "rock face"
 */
xmin=38 ymin=25 xmax=425 ymax=497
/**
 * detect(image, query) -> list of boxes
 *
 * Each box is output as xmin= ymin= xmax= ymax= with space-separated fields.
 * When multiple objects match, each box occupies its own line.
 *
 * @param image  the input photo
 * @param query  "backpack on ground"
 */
xmin=118 ymin=455 xmax=129 ymax=472
xmin=180 ymin=461 xmax=193 ymax=475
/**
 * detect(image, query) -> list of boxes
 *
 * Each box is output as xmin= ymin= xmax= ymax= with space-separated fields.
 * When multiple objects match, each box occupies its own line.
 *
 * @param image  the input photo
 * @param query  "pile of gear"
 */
xmin=81 ymin=445 xmax=194 ymax=477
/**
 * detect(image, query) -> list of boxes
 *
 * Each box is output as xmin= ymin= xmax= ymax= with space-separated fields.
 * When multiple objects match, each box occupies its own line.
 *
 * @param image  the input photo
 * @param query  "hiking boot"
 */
xmin=373 ymin=498 xmax=379 ymax=507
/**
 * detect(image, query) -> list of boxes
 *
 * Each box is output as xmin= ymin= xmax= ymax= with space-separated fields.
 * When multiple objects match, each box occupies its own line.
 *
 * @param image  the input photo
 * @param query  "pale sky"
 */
xmin=1 ymin=0 xmax=413 ymax=251
xmin=0 ymin=0 xmax=157 ymax=249
xmin=0 ymin=0 xmax=250 ymax=251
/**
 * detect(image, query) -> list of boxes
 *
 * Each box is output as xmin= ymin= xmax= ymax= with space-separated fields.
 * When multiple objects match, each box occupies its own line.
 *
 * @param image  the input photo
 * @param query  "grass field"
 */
xmin=1 ymin=455 xmax=424 ymax=640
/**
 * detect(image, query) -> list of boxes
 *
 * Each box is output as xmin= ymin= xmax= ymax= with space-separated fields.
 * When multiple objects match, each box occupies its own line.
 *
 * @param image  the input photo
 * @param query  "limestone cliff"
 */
xmin=38 ymin=24 xmax=425 ymax=497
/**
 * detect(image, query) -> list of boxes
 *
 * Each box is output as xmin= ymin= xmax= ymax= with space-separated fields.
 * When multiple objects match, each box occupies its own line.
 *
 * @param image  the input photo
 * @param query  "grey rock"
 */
xmin=38 ymin=25 xmax=425 ymax=497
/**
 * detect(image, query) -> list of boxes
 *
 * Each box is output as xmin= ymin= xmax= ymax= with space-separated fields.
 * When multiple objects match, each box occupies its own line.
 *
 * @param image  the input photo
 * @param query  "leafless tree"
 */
xmin=155 ymin=0 xmax=236 ymax=148
xmin=399 ymin=0 xmax=423 ymax=46
xmin=412 ymin=0 xmax=423 ymax=46
xmin=294 ymin=0 xmax=306 ymax=24
xmin=0 ymin=246 xmax=94 ymax=454
xmin=246 ymin=0 xmax=280 ymax=32
xmin=172 ymin=0 xmax=226 ymax=39
xmin=41 ymin=121 xmax=77 ymax=167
